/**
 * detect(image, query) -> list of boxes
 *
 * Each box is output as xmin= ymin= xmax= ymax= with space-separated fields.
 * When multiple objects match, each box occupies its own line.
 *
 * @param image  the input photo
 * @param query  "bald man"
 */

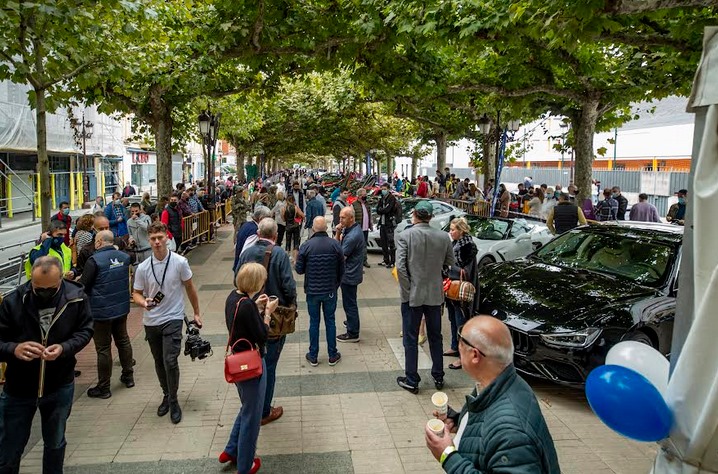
xmin=334 ymin=207 xmax=367 ymax=343
xmin=296 ymin=216 xmax=345 ymax=366
xmin=80 ymin=230 xmax=135 ymax=399
xmin=0 ymin=257 xmax=93 ymax=472
xmin=425 ymin=316 xmax=560 ymax=473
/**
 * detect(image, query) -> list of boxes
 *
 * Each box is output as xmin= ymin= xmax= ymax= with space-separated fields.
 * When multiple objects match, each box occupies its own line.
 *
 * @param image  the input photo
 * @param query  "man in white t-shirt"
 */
xmin=132 ymin=221 xmax=202 ymax=425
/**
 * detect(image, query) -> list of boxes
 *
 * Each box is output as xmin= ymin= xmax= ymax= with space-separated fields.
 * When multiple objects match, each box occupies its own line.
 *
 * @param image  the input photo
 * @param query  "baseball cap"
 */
xmin=414 ymin=200 xmax=434 ymax=217
xmin=675 ymin=189 xmax=688 ymax=196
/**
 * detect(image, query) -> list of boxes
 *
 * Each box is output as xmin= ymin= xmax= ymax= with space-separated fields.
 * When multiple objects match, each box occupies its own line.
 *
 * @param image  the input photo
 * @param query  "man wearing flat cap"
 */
xmin=395 ymin=200 xmax=455 ymax=394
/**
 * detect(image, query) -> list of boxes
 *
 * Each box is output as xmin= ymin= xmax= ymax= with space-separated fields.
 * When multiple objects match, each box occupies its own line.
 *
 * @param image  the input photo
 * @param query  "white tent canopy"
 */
xmin=653 ymin=26 xmax=718 ymax=474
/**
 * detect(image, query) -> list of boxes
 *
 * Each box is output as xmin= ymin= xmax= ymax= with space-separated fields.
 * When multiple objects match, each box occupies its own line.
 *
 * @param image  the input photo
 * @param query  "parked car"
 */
xmin=366 ymin=198 xmax=466 ymax=252
xmin=479 ymin=221 xmax=682 ymax=386
xmin=441 ymin=215 xmax=553 ymax=268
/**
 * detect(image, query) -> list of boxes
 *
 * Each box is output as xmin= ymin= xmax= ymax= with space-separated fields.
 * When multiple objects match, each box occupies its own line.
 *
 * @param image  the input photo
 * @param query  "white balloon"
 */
xmin=605 ymin=340 xmax=669 ymax=396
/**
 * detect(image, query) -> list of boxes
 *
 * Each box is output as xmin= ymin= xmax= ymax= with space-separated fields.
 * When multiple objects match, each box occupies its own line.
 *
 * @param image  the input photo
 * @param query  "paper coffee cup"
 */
xmin=431 ymin=391 xmax=448 ymax=415
xmin=268 ymin=296 xmax=279 ymax=303
xmin=427 ymin=418 xmax=445 ymax=437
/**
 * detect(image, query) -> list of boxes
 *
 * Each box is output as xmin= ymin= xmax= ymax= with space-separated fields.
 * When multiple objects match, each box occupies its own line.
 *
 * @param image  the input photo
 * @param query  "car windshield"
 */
xmin=533 ymin=230 xmax=675 ymax=285
xmin=452 ymin=216 xmax=508 ymax=240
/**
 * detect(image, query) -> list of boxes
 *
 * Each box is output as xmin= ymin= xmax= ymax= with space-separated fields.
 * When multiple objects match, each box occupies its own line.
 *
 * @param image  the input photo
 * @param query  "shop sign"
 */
xmin=132 ymin=152 xmax=150 ymax=164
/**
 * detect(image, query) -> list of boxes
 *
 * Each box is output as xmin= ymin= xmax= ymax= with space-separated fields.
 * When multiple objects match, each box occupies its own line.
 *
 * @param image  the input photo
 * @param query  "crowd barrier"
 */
xmin=444 ymin=199 xmax=492 ymax=217
xmin=179 ymin=200 xmax=233 ymax=247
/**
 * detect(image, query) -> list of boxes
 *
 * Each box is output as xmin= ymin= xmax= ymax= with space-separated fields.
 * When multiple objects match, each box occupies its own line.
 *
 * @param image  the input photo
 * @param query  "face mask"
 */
xmin=52 ymin=236 xmax=65 ymax=247
xmin=612 ymin=193 xmax=618 ymax=198
xmin=678 ymin=197 xmax=686 ymax=205
xmin=33 ymin=285 xmax=59 ymax=301
xmin=169 ymin=202 xmax=177 ymax=208
xmin=61 ymin=208 xmax=69 ymax=216
xmin=554 ymin=191 xmax=560 ymax=199
xmin=114 ymin=199 xmax=121 ymax=205
xmin=381 ymin=190 xmax=388 ymax=196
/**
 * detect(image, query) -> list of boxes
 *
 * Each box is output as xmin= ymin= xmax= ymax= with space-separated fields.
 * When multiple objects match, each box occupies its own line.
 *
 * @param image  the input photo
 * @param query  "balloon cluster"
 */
xmin=585 ymin=341 xmax=673 ymax=442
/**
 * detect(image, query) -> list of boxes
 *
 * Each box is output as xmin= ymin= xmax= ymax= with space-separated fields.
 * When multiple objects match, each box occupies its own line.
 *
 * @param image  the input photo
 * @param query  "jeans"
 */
xmin=341 ymin=283 xmax=360 ymax=337
xmin=379 ymin=225 xmax=396 ymax=264
xmin=0 ymin=383 xmax=74 ymax=474
xmin=225 ymin=360 xmax=267 ymax=474
xmin=307 ymin=292 xmax=338 ymax=359
xmin=447 ymin=300 xmax=469 ymax=352
xmin=262 ymin=336 xmax=286 ymax=418
xmin=401 ymin=303 xmax=444 ymax=386
xmin=93 ymin=315 xmax=134 ymax=390
xmin=145 ymin=319 xmax=183 ymax=403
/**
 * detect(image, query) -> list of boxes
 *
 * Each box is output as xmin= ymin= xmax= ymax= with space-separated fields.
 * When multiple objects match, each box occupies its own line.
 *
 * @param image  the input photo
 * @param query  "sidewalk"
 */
xmin=17 ymin=224 xmax=657 ymax=473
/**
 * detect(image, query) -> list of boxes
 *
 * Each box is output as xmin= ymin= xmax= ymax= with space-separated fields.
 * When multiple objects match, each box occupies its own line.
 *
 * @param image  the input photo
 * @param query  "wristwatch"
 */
xmin=440 ymin=445 xmax=457 ymax=465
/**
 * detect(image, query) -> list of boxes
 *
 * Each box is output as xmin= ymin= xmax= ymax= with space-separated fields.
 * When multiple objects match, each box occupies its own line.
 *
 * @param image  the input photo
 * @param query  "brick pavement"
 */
xmin=16 ymin=224 xmax=658 ymax=473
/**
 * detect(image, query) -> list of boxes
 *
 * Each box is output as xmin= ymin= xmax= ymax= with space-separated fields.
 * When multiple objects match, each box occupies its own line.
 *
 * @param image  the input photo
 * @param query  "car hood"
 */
xmin=481 ymin=260 xmax=657 ymax=331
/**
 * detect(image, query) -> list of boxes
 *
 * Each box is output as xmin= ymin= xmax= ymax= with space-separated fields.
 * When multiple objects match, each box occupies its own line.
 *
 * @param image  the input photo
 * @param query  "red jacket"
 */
xmin=416 ymin=180 xmax=429 ymax=198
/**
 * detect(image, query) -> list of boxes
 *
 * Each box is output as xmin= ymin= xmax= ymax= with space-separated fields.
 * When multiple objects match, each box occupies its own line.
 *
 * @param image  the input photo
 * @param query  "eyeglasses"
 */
xmin=457 ymin=325 xmax=487 ymax=357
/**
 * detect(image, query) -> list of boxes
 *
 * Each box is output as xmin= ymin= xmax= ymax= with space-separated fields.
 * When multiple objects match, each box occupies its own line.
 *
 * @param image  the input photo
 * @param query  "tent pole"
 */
xmin=670 ymin=106 xmax=707 ymax=374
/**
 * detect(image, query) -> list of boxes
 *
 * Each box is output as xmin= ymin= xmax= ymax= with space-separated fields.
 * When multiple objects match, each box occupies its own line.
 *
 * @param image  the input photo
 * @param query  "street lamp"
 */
xmin=69 ymin=109 xmax=94 ymax=203
xmin=197 ymin=107 xmax=221 ymax=201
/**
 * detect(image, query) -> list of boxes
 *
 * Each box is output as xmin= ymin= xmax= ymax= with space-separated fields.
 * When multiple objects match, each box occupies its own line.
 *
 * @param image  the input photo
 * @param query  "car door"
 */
xmin=498 ymin=222 xmax=534 ymax=261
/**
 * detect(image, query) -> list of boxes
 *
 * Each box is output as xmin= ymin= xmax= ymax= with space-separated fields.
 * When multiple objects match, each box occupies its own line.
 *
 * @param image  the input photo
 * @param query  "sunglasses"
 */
xmin=457 ymin=324 xmax=487 ymax=357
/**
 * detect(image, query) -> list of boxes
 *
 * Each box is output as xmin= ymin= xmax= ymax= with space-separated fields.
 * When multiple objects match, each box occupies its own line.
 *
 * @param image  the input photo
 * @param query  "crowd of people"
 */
xmin=1 ymin=165 xmax=689 ymax=474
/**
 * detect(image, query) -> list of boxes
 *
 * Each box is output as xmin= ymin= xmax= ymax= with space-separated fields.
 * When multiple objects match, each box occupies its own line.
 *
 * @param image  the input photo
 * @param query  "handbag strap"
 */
xmin=226 ymin=296 xmax=249 ymax=353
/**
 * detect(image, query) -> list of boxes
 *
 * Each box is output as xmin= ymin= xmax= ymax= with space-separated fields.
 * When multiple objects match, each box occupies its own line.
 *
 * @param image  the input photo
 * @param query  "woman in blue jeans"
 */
xmin=219 ymin=262 xmax=278 ymax=474
xmin=443 ymin=218 xmax=478 ymax=370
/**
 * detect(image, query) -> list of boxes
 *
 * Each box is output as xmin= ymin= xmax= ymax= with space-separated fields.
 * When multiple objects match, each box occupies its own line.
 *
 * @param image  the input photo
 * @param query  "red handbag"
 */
xmin=224 ymin=298 xmax=263 ymax=383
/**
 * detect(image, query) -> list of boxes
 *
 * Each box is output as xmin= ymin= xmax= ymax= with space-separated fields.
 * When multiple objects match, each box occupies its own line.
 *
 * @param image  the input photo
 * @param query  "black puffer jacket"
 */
xmin=0 ymin=280 xmax=93 ymax=397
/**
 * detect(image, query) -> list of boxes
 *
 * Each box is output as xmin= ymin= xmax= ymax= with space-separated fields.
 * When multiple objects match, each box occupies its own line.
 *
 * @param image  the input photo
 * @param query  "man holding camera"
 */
xmin=132 ymin=221 xmax=202 ymax=424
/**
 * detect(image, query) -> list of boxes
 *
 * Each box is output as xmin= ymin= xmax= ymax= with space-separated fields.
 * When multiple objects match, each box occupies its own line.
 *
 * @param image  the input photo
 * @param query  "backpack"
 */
xmin=393 ymin=198 xmax=403 ymax=222
xmin=285 ymin=203 xmax=297 ymax=229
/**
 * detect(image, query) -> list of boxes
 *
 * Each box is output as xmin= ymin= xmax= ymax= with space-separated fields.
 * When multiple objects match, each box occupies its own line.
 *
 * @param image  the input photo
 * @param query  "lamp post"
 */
xmin=198 ymin=107 xmax=221 ymax=202
xmin=70 ymin=110 xmax=93 ymax=204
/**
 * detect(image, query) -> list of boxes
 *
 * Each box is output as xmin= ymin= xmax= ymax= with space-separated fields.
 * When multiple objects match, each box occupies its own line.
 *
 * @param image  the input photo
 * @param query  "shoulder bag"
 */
xmin=261 ymin=245 xmax=299 ymax=337
xmin=224 ymin=297 xmax=263 ymax=383
xmin=445 ymin=269 xmax=476 ymax=303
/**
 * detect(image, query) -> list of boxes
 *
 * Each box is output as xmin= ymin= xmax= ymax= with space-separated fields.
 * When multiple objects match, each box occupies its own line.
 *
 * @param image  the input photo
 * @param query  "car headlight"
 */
xmin=540 ymin=328 xmax=602 ymax=348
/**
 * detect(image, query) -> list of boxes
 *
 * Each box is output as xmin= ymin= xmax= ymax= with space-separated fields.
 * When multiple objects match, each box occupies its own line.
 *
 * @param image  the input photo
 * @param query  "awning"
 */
xmin=653 ymin=26 xmax=718 ymax=474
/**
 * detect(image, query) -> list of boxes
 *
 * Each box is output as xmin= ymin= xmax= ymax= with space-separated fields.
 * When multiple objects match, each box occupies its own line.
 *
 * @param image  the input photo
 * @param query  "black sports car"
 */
xmin=479 ymin=222 xmax=682 ymax=386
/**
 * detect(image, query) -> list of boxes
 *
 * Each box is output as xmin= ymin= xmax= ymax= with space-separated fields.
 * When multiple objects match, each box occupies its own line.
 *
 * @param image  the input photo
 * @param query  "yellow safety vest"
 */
xmin=24 ymin=243 xmax=72 ymax=279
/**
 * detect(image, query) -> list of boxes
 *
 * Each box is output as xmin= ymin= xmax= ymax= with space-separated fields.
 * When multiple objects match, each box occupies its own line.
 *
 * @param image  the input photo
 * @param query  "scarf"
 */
xmin=453 ymin=234 xmax=473 ymax=269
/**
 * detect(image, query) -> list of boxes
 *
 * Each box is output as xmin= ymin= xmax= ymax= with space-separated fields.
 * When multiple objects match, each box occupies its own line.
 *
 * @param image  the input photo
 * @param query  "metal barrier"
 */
xmin=181 ymin=210 xmax=211 ymax=245
xmin=445 ymin=199 xmax=491 ymax=218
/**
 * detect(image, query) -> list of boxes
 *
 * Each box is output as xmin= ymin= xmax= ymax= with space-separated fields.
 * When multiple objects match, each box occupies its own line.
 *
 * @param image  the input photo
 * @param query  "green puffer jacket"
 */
xmin=443 ymin=365 xmax=560 ymax=474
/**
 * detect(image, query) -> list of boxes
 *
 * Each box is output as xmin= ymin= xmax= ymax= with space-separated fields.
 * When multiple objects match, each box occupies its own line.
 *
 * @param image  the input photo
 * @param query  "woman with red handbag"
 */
xmin=219 ymin=262 xmax=278 ymax=474
xmin=444 ymin=218 xmax=478 ymax=370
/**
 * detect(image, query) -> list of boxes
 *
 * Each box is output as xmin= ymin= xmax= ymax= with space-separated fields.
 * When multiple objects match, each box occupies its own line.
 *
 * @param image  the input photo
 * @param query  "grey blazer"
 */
xmin=396 ymin=222 xmax=455 ymax=307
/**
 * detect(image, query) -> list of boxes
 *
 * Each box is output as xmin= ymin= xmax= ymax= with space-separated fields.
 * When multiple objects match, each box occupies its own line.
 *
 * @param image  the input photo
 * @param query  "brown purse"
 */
xmin=224 ymin=298 xmax=263 ymax=383
xmin=261 ymin=245 xmax=298 ymax=338
xmin=445 ymin=269 xmax=476 ymax=303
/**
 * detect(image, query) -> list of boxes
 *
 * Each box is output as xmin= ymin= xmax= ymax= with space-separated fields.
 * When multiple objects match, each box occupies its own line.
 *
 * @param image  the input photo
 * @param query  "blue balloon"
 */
xmin=585 ymin=364 xmax=672 ymax=442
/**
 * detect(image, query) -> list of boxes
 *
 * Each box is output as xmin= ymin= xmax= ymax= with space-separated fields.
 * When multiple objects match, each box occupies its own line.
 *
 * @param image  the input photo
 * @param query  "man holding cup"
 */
xmin=424 ymin=316 xmax=560 ymax=473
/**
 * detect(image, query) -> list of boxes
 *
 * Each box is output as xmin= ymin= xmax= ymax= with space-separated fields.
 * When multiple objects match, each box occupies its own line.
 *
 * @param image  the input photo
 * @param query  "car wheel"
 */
xmin=478 ymin=255 xmax=495 ymax=269
xmin=627 ymin=331 xmax=654 ymax=347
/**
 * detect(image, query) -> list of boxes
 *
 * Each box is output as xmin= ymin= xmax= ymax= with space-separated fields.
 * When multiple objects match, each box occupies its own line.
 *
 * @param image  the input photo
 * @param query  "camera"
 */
xmin=183 ymin=318 xmax=212 ymax=361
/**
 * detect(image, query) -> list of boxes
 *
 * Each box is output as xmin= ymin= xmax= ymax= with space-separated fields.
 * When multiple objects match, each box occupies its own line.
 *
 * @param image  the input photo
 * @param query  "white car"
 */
xmin=442 ymin=215 xmax=554 ymax=268
xmin=367 ymin=198 xmax=466 ymax=252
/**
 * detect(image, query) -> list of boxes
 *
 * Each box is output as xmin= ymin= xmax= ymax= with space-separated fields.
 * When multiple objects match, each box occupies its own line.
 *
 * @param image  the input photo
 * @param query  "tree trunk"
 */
xmin=411 ymin=155 xmax=418 ymax=179
xmin=434 ymin=132 xmax=447 ymax=172
xmin=572 ymin=96 xmax=601 ymax=203
xmin=236 ymin=151 xmax=246 ymax=182
xmin=149 ymin=86 xmax=174 ymax=199
xmin=481 ymin=136 xmax=497 ymax=189
xmin=35 ymin=87 xmax=51 ymax=230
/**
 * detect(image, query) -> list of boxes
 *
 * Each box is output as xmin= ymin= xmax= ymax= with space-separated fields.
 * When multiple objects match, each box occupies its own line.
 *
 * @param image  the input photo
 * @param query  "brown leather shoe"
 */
xmin=261 ymin=406 xmax=283 ymax=426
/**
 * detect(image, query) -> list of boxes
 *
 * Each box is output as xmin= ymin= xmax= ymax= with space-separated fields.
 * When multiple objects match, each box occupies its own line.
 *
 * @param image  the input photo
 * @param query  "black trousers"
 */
xmin=93 ymin=315 xmax=134 ymax=390
xmin=277 ymin=224 xmax=286 ymax=247
xmin=363 ymin=230 xmax=369 ymax=263
xmin=145 ymin=319 xmax=183 ymax=403
xmin=379 ymin=225 xmax=396 ymax=265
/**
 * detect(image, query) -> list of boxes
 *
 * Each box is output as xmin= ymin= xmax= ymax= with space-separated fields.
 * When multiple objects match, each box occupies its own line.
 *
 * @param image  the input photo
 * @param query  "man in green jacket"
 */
xmin=425 ymin=316 xmax=560 ymax=473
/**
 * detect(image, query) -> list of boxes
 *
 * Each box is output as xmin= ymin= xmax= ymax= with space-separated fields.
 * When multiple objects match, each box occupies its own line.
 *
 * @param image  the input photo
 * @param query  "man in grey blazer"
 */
xmin=395 ymin=200 xmax=455 ymax=393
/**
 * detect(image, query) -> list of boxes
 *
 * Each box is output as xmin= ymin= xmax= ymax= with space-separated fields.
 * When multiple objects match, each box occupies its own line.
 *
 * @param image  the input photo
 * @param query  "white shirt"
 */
xmin=133 ymin=249 xmax=192 ymax=326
